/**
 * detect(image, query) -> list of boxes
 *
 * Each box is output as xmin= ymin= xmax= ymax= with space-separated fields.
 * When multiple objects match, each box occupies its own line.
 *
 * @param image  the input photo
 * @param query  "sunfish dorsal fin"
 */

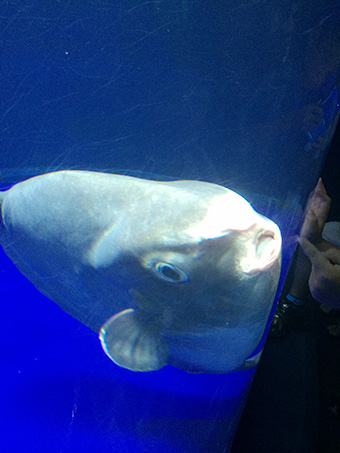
xmin=99 ymin=309 xmax=168 ymax=372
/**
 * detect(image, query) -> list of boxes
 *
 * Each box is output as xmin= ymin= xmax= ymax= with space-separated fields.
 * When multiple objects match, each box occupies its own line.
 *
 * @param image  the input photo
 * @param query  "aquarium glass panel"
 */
xmin=0 ymin=2 xmax=339 ymax=452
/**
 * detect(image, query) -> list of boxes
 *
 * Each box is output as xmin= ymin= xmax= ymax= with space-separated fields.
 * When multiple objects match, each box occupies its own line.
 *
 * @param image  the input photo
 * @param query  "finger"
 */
xmin=310 ymin=177 xmax=329 ymax=201
xmin=300 ymin=209 xmax=320 ymax=241
xmin=323 ymin=248 xmax=340 ymax=266
xmin=298 ymin=237 xmax=329 ymax=269
xmin=315 ymin=177 xmax=326 ymax=194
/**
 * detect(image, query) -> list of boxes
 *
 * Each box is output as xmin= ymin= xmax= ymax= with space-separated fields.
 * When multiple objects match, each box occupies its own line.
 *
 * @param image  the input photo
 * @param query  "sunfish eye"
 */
xmin=154 ymin=262 xmax=188 ymax=283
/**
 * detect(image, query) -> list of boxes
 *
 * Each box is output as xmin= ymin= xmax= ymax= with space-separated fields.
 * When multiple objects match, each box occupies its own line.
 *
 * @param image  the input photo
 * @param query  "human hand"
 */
xmin=300 ymin=178 xmax=331 ymax=244
xmin=299 ymin=237 xmax=340 ymax=308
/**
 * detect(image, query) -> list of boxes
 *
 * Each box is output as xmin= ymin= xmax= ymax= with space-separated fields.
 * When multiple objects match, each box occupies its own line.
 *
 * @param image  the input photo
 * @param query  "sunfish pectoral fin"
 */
xmin=99 ymin=308 xmax=168 ymax=372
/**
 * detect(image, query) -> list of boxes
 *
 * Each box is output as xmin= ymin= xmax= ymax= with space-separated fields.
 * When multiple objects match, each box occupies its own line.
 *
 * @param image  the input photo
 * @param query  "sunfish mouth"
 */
xmin=240 ymin=223 xmax=282 ymax=275
xmin=256 ymin=230 xmax=280 ymax=262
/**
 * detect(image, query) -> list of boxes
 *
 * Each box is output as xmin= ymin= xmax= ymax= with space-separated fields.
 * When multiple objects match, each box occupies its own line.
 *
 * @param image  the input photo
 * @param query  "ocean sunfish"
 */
xmin=0 ymin=170 xmax=281 ymax=373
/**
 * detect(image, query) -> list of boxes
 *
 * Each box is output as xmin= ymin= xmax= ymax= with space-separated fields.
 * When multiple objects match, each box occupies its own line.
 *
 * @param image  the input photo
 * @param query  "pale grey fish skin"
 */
xmin=0 ymin=170 xmax=282 ymax=373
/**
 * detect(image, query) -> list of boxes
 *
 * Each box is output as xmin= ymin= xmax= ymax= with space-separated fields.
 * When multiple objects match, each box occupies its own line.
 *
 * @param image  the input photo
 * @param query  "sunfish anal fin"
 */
xmin=99 ymin=308 xmax=168 ymax=372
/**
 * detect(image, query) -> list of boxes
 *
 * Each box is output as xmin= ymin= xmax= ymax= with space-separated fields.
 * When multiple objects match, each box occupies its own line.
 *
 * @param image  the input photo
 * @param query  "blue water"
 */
xmin=0 ymin=2 xmax=339 ymax=452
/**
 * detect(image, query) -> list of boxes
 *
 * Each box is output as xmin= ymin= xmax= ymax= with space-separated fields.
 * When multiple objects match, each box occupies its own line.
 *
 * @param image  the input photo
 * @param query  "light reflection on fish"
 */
xmin=0 ymin=170 xmax=281 ymax=373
